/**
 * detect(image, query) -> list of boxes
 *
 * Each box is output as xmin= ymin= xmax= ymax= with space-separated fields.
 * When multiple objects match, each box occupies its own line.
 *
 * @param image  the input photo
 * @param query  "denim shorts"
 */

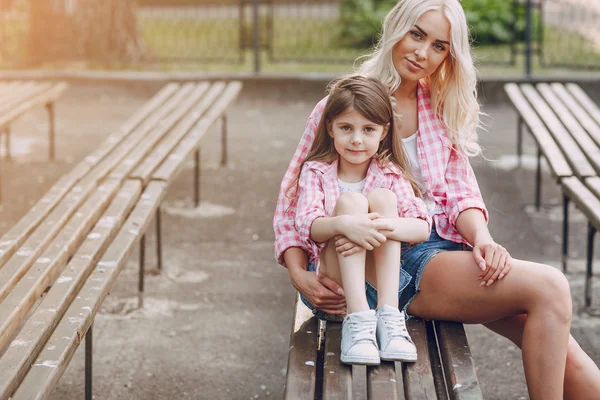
xmin=300 ymin=224 xmax=472 ymax=320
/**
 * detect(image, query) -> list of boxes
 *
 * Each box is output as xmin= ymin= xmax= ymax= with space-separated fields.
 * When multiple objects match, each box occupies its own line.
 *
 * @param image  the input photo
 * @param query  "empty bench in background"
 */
xmin=0 ymin=80 xmax=242 ymax=400
xmin=504 ymin=82 xmax=600 ymax=306
xmin=285 ymin=294 xmax=482 ymax=400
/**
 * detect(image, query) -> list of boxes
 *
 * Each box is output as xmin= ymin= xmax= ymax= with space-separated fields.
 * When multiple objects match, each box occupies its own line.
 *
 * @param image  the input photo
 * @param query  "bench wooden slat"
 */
xmin=0 ymin=180 xmax=141 ymax=399
xmin=110 ymin=83 xmax=211 ymax=182
xmin=503 ymin=84 xmax=572 ymax=179
xmin=0 ymin=163 xmax=92 ymax=269
xmin=584 ymin=177 xmax=600 ymax=200
xmin=562 ymin=177 xmax=600 ymax=229
xmin=152 ymin=81 xmax=243 ymax=183
xmin=367 ymin=362 xmax=400 ymax=400
xmin=0 ymin=83 xmax=69 ymax=132
xmin=519 ymin=84 xmax=596 ymax=178
xmin=435 ymin=321 xmax=483 ymax=400
xmin=12 ymin=181 xmax=166 ymax=400
xmin=76 ymin=83 xmax=198 ymax=187
xmin=0 ymin=82 xmax=48 ymax=113
xmin=0 ymin=181 xmax=99 ymax=305
xmin=82 ymin=83 xmax=181 ymax=168
xmin=0 ymin=179 xmax=122 ymax=352
xmin=536 ymin=83 xmax=600 ymax=174
xmin=551 ymin=83 xmax=600 ymax=148
xmin=130 ymin=82 xmax=225 ymax=185
xmin=567 ymin=83 xmax=600 ymax=127
xmin=402 ymin=319 xmax=437 ymax=400
xmin=322 ymin=322 xmax=352 ymax=399
xmin=284 ymin=294 xmax=319 ymax=400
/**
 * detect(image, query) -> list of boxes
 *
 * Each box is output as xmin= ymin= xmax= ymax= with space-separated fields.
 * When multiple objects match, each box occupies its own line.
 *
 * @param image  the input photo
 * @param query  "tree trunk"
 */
xmin=26 ymin=0 xmax=148 ymax=66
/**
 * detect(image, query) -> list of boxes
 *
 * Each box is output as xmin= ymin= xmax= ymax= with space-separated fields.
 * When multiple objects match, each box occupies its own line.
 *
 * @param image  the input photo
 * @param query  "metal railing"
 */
xmin=0 ymin=0 xmax=597 ymax=73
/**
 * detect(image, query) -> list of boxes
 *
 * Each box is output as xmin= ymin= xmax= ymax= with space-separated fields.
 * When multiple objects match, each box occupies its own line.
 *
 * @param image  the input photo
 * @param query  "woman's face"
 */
xmin=392 ymin=10 xmax=451 ymax=82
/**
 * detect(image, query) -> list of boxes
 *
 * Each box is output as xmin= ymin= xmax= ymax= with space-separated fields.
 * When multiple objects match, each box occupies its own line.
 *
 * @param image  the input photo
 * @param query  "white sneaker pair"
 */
xmin=340 ymin=305 xmax=417 ymax=365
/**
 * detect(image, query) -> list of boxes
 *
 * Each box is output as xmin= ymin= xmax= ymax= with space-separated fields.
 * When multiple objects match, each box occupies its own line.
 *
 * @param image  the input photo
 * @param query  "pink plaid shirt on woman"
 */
xmin=273 ymin=81 xmax=488 ymax=267
xmin=296 ymin=158 xmax=431 ymax=274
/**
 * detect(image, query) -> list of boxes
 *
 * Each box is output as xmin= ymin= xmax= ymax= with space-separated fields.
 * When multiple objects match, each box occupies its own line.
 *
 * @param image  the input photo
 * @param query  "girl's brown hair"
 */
xmin=287 ymin=74 xmax=421 ymax=204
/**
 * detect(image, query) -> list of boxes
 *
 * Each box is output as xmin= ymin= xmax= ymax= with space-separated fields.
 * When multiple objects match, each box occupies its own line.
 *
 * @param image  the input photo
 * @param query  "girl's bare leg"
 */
xmin=366 ymin=188 xmax=400 ymax=309
xmin=319 ymin=192 xmax=369 ymax=313
xmin=484 ymin=315 xmax=600 ymax=400
xmin=406 ymin=251 xmax=571 ymax=400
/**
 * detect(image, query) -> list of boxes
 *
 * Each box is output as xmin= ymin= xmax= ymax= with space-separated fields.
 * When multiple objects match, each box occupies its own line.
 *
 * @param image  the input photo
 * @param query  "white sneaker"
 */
xmin=376 ymin=305 xmax=417 ymax=362
xmin=340 ymin=310 xmax=380 ymax=365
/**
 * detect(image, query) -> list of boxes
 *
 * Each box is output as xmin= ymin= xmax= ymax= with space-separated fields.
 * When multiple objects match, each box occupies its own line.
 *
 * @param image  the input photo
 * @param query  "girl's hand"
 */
xmin=473 ymin=241 xmax=512 ymax=286
xmin=337 ymin=213 xmax=394 ymax=251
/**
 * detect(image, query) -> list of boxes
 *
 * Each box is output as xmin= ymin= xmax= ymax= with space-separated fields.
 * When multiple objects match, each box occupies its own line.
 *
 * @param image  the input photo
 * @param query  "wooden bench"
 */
xmin=285 ymin=294 xmax=482 ymax=400
xmin=504 ymin=82 xmax=600 ymax=305
xmin=0 ymin=81 xmax=68 ymax=201
xmin=0 ymin=80 xmax=242 ymax=399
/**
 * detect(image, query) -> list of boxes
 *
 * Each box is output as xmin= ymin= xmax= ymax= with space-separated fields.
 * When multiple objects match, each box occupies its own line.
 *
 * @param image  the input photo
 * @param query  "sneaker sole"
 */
xmin=379 ymin=351 xmax=417 ymax=362
xmin=340 ymin=354 xmax=380 ymax=366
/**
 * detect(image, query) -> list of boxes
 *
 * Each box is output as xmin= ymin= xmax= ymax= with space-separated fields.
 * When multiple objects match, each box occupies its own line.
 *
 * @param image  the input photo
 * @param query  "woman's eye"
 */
xmin=433 ymin=43 xmax=445 ymax=51
xmin=411 ymin=31 xmax=421 ymax=39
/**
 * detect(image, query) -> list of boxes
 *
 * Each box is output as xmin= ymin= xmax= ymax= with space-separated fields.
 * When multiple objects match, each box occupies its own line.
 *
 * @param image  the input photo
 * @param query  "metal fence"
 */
xmin=0 ymin=0 xmax=598 ymax=73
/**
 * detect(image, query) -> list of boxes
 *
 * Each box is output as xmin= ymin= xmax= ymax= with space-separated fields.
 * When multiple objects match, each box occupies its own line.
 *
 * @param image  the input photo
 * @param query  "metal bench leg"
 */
xmin=194 ymin=148 xmax=201 ymax=208
xmin=585 ymin=224 xmax=596 ymax=308
xmin=535 ymin=146 xmax=542 ymax=211
xmin=139 ymin=235 xmax=145 ymax=309
xmin=5 ymin=127 xmax=11 ymax=161
xmin=221 ymin=114 xmax=228 ymax=167
xmin=562 ymin=195 xmax=569 ymax=273
xmin=85 ymin=324 xmax=93 ymax=400
xmin=156 ymin=208 xmax=162 ymax=271
xmin=46 ymin=102 xmax=55 ymax=161
xmin=517 ymin=115 xmax=523 ymax=167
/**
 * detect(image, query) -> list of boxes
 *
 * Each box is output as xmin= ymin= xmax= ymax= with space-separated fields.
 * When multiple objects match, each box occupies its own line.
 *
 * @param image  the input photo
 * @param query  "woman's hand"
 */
xmin=473 ymin=241 xmax=512 ymax=286
xmin=292 ymin=268 xmax=347 ymax=314
xmin=336 ymin=213 xmax=393 ymax=251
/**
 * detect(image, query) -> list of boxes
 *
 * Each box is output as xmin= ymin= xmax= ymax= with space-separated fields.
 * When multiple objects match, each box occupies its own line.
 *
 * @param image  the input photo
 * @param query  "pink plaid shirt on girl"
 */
xmin=296 ymin=158 xmax=431 ymax=274
xmin=274 ymin=81 xmax=488 ymax=267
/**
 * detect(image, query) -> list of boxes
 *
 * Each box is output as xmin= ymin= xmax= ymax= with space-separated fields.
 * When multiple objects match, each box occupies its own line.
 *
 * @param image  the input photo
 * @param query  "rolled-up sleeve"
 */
xmin=444 ymin=147 xmax=488 ymax=227
xmin=391 ymin=175 xmax=432 ymax=230
xmin=273 ymin=98 xmax=327 ymax=266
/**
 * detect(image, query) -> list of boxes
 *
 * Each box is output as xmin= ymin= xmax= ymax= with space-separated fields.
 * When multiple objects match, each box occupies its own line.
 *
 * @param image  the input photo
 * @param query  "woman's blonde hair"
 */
xmin=358 ymin=0 xmax=482 ymax=156
xmin=286 ymin=74 xmax=421 ymax=205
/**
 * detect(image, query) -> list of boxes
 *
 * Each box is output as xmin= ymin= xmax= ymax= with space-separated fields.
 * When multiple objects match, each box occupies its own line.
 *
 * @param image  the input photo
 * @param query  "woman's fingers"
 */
xmin=485 ymin=252 xmax=507 ymax=286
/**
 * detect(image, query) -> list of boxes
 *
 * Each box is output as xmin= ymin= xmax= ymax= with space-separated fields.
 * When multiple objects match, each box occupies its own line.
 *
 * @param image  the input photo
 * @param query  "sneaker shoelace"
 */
xmin=347 ymin=317 xmax=377 ymax=345
xmin=380 ymin=311 xmax=411 ymax=341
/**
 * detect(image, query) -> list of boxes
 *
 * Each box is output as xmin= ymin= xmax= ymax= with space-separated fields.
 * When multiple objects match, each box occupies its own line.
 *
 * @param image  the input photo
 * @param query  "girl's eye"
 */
xmin=364 ymin=127 xmax=374 ymax=133
xmin=341 ymin=125 xmax=351 ymax=131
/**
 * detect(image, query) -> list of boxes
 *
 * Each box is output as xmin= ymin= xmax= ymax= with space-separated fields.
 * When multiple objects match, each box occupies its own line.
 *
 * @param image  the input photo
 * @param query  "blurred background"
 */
xmin=0 ymin=0 xmax=598 ymax=76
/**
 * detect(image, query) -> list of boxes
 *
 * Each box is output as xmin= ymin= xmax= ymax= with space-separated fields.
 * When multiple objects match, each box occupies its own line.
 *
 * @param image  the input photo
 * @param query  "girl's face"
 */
xmin=392 ymin=10 xmax=451 ymax=82
xmin=327 ymin=107 xmax=388 ymax=168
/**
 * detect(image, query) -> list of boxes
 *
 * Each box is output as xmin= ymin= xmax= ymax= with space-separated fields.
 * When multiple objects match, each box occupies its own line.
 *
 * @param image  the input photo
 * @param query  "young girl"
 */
xmin=290 ymin=75 xmax=431 ymax=365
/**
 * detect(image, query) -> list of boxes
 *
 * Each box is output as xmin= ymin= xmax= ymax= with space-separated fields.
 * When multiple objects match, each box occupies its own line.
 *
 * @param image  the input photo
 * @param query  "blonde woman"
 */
xmin=273 ymin=0 xmax=600 ymax=398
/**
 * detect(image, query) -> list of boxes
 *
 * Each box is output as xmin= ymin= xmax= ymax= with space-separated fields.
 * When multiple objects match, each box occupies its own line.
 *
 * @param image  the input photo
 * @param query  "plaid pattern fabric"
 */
xmin=273 ymin=83 xmax=488 ymax=267
xmin=295 ymin=159 xmax=432 ymax=274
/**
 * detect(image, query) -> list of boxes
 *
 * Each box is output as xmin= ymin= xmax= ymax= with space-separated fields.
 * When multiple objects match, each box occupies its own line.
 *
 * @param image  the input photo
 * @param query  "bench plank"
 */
xmin=551 ymin=83 xmax=600 ymax=148
xmin=0 ymin=179 xmax=122 ymax=352
xmin=503 ymin=84 xmax=572 ymax=179
xmin=567 ymin=83 xmax=600 ymax=127
xmin=152 ymin=82 xmax=243 ymax=183
xmin=435 ymin=321 xmax=483 ymax=400
xmin=0 ymin=82 xmax=49 ymax=113
xmin=12 ymin=181 xmax=166 ymax=400
xmin=284 ymin=294 xmax=319 ymax=400
xmin=322 ymin=322 xmax=352 ymax=400
xmin=367 ymin=362 xmax=400 ymax=400
xmin=585 ymin=177 xmax=600 ymax=200
xmin=520 ymin=84 xmax=595 ymax=178
xmin=110 ymin=83 xmax=210 ymax=182
xmin=0 ymin=180 xmax=141 ymax=398
xmin=536 ymin=83 xmax=600 ymax=174
xmin=562 ymin=177 xmax=600 ymax=229
xmin=402 ymin=319 xmax=437 ymax=400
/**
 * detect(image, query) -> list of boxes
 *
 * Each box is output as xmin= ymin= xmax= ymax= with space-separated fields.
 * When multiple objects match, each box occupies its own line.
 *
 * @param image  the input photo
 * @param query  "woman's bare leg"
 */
xmin=366 ymin=188 xmax=400 ymax=309
xmin=484 ymin=315 xmax=600 ymax=400
xmin=319 ymin=192 xmax=369 ymax=313
xmin=406 ymin=251 xmax=571 ymax=400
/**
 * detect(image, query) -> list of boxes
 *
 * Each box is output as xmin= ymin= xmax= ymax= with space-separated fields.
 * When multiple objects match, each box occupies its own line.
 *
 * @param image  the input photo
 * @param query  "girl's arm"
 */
xmin=385 ymin=174 xmax=432 ymax=243
xmin=273 ymin=98 xmax=328 ymax=267
xmin=379 ymin=217 xmax=430 ymax=243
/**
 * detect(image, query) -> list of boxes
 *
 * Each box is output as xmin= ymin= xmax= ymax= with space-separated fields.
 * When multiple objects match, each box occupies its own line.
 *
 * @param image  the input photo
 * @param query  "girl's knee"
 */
xmin=335 ymin=192 xmax=368 ymax=214
xmin=367 ymin=188 xmax=397 ymax=211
